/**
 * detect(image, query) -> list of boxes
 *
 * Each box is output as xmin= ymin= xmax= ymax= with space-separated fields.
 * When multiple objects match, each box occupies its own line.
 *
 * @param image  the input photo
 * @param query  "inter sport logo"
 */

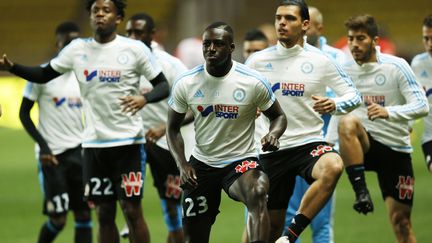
xmin=84 ymin=69 xmax=121 ymax=83
xmin=197 ymin=104 xmax=239 ymax=119
xmin=272 ymin=82 xmax=305 ymax=97
xmin=84 ymin=70 xmax=97 ymax=81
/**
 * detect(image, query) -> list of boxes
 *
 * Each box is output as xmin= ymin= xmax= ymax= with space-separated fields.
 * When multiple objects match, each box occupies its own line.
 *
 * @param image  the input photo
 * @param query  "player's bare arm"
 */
xmin=261 ymin=100 xmax=287 ymax=152
xmin=167 ymin=108 xmax=198 ymax=188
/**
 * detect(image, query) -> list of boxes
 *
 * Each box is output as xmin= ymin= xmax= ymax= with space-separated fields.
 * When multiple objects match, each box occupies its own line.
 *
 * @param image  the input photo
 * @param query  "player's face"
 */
xmin=243 ymin=40 xmax=268 ymax=60
xmin=422 ymin=25 xmax=432 ymax=56
xmin=56 ymin=32 xmax=79 ymax=51
xmin=202 ymin=28 xmax=234 ymax=66
xmin=306 ymin=17 xmax=322 ymax=46
xmin=347 ymin=29 xmax=376 ymax=64
xmin=125 ymin=19 xmax=152 ymax=47
xmin=89 ymin=0 xmax=122 ymax=36
xmin=275 ymin=5 xmax=309 ymax=47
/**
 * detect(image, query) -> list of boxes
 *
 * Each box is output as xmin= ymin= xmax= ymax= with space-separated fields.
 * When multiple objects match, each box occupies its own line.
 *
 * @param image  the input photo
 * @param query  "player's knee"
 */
xmin=338 ymin=115 xmax=359 ymax=137
xmin=49 ymin=215 xmax=67 ymax=230
xmin=120 ymin=201 xmax=142 ymax=222
xmin=96 ymin=204 xmax=116 ymax=225
xmin=247 ymin=183 xmax=268 ymax=204
xmin=162 ymin=200 xmax=182 ymax=231
xmin=74 ymin=209 xmax=92 ymax=222
xmin=391 ymin=211 xmax=412 ymax=235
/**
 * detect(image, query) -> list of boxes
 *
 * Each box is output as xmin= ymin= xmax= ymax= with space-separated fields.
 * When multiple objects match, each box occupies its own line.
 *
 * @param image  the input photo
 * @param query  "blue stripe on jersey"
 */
xmin=168 ymin=65 xmax=204 ymax=105
xmin=379 ymin=55 xmax=427 ymax=113
xmin=83 ymin=137 xmax=145 ymax=145
xmin=235 ymin=65 xmax=275 ymax=101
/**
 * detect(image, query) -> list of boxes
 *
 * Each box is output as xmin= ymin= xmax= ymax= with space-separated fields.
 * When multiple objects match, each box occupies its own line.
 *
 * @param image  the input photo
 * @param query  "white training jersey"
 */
xmin=411 ymin=52 xmax=432 ymax=144
xmin=139 ymin=49 xmax=188 ymax=150
xmin=23 ymin=71 xmax=83 ymax=155
xmin=50 ymin=35 xmax=162 ymax=148
xmin=246 ymin=42 xmax=360 ymax=152
xmin=169 ymin=61 xmax=275 ymax=168
xmin=344 ymin=48 xmax=429 ymax=153
xmin=319 ymin=36 xmax=346 ymax=65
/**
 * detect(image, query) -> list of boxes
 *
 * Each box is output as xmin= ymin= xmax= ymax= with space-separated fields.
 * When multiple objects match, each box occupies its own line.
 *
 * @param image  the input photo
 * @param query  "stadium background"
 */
xmin=0 ymin=0 xmax=431 ymax=242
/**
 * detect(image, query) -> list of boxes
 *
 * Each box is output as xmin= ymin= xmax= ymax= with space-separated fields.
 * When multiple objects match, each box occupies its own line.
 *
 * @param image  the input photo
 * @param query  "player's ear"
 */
xmin=116 ymin=15 xmax=123 ymax=25
xmin=230 ymin=42 xmax=235 ymax=53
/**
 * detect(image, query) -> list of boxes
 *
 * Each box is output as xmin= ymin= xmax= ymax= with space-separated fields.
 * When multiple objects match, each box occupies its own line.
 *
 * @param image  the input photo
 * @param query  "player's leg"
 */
xmin=95 ymin=201 xmax=119 ymax=243
xmin=146 ymin=143 xmax=184 ymax=243
xmin=119 ymin=200 xmax=149 ymax=243
xmin=283 ymin=144 xmax=342 ymax=243
xmin=385 ymin=198 xmax=416 ymax=243
xmin=421 ymin=141 xmax=432 ymax=173
xmin=182 ymin=157 xmax=222 ymax=243
xmin=283 ymin=176 xmax=307 ymax=243
xmin=228 ymin=158 xmax=269 ymax=243
xmin=338 ymin=114 xmax=374 ymax=214
xmin=310 ymin=193 xmax=334 ymax=243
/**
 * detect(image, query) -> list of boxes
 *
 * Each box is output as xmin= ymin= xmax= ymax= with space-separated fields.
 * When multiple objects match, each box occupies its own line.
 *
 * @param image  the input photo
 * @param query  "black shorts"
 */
xmin=39 ymin=145 xmax=89 ymax=216
xmin=145 ymin=143 xmax=182 ymax=203
xmin=83 ymin=144 xmax=146 ymax=202
xmin=421 ymin=140 xmax=432 ymax=169
xmin=260 ymin=142 xmax=337 ymax=210
xmin=182 ymin=156 xmax=262 ymax=226
xmin=365 ymin=134 xmax=414 ymax=206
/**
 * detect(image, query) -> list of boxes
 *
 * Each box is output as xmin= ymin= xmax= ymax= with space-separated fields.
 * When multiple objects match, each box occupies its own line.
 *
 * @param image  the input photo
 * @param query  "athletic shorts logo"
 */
xmin=301 ymin=62 xmax=314 ymax=74
xmin=272 ymin=82 xmax=305 ymax=97
xmin=197 ymin=104 xmax=239 ymax=119
xmin=121 ymin=172 xmax=143 ymax=197
xmin=165 ymin=175 xmax=182 ymax=199
xmin=233 ymin=88 xmax=246 ymax=102
xmin=396 ymin=176 xmax=414 ymax=200
xmin=235 ymin=160 xmax=258 ymax=173
xmin=375 ymin=74 xmax=386 ymax=86
xmin=84 ymin=70 xmax=97 ymax=81
xmin=310 ymin=145 xmax=334 ymax=157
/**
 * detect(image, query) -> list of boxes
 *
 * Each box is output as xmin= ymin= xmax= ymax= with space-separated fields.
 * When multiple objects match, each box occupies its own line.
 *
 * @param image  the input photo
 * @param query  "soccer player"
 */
xmin=19 ymin=21 xmax=92 ymax=243
xmin=411 ymin=14 xmax=432 ymax=173
xmin=283 ymin=6 xmax=346 ymax=243
xmin=243 ymin=29 xmax=270 ymax=60
xmin=167 ymin=21 xmax=287 ymax=243
xmin=121 ymin=12 xmax=188 ymax=243
xmin=338 ymin=15 xmax=428 ymax=243
xmin=0 ymin=0 xmax=170 ymax=243
xmin=246 ymin=1 xmax=361 ymax=242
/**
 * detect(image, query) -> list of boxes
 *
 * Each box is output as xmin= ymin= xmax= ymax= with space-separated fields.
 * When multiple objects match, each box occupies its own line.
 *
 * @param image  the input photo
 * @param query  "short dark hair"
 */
xmin=345 ymin=14 xmax=378 ymax=38
xmin=55 ymin=21 xmax=80 ymax=35
xmin=278 ymin=0 xmax=310 ymax=21
xmin=423 ymin=14 xmax=432 ymax=28
xmin=204 ymin=21 xmax=234 ymax=41
xmin=86 ymin=0 xmax=127 ymax=18
xmin=244 ymin=29 xmax=268 ymax=42
xmin=129 ymin=13 xmax=155 ymax=32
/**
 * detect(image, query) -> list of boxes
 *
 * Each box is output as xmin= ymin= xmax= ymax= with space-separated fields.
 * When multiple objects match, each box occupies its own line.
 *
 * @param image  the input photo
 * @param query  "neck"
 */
xmin=280 ymin=35 xmax=304 ymax=49
xmin=207 ymin=59 xmax=233 ymax=77
xmin=95 ymin=31 xmax=117 ymax=44
xmin=356 ymin=49 xmax=377 ymax=65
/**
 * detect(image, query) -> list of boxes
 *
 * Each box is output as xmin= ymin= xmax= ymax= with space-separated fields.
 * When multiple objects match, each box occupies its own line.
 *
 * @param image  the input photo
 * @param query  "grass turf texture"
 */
xmin=0 ymin=122 xmax=430 ymax=243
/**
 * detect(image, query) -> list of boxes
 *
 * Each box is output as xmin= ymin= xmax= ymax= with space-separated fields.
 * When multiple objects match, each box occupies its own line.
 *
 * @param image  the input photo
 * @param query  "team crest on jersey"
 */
xmin=362 ymin=95 xmax=385 ymax=106
xmin=396 ymin=176 xmax=414 ymax=200
xmin=197 ymin=104 xmax=239 ymax=119
xmin=272 ymin=82 xmax=305 ymax=97
xmin=84 ymin=69 xmax=121 ymax=83
xmin=301 ymin=62 xmax=314 ymax=74
xmin=374 ymin=74 xmax=386 ymax=86
xmin=233 ymin=88 xmax=246 ymax=102
xmin=310 ymin=145 xmax=333 ymax=157
xmin=121 ymin=172 xmax=143 ymax=197
xmin=117 ymin=54 xmax=129 ymax=64
xmin=235 ymin=160 xmax=258 ymax=173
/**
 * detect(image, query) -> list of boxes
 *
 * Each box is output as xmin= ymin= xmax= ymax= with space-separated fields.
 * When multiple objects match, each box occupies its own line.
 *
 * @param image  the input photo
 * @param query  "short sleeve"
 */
xmin=168 ymin=79 xmax=188 ymax=113
xmin=50 ymin=39 xmax=78 ymax=74
xmin=254 ymin=78 xmax=275 ymax=111
xmin=23 ymin=81 xmax=41 ymax=101
xmin=136 ymin=43 xmax=162 ymax=81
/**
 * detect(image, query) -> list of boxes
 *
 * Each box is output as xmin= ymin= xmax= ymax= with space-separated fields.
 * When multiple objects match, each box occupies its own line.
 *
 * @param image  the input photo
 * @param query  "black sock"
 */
xmin=75 ymin=220 xmax=93 ymax=243
xmin=37 ymin=220 xmax=64 ymax=243
xmin=286 ymin=213 xmax=311 ymax=242
xmin=346 ymin=164 xmax=368 ymax=195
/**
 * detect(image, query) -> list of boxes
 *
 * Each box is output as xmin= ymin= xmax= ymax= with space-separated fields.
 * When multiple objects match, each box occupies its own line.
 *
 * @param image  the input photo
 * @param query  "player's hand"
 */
xmin=145 ymin=123 xmax=166 ymax=144
xmin=261 ymin=134 xmax=280 ymax=152
xmin=366 ymin=99 xmax=388 ymax=121
xmin=255 ymin=108 xmax=262 ymax=119
xmin=179 ymin=162 xmax=198 ymax=189
xmin=40 ymin=153 xmax=59 ymax=166
xmin=119 ymin=95 xmax=147 ymax=115
xmin=312 ymin=95 xmax=335 ymax=114
xmin=0 ymin=54 xmax=14 ymax=71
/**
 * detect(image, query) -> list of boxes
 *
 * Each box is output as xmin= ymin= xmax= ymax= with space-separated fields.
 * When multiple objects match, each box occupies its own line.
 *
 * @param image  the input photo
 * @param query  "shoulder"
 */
xmin=411 ymin=52 xmax=430 ymax=66
xmin=378 ymin=53 xmax=411 ymax=69
xmin=245 ymin=45 xmax=277 ymax=65
xmin=173 ymin=65 xmax=204 ymax=86
xmin=154 ymin=49 xmax=186 ymax=69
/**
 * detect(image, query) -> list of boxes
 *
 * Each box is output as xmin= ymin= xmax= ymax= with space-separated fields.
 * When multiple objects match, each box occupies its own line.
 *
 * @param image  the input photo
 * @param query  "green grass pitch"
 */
xmin=0 ymin=122 xmax=430 ymax=243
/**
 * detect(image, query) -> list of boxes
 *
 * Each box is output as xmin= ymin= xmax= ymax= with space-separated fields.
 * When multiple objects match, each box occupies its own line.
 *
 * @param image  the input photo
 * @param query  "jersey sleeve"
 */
xmin=50 ymin=40 xmax=78 ymax=74
xmin=254 ymin=77 xmax=276 ymax=111
xmin=23 ymin=81 xmax=41 ymax=101
xmin=168 ymin=79 xmax=188 ymax=113
xmin=136 ymin=43 xmax=163 ymax=81
xmin=324 ymin=59 xmax=361 ymax=115
xmin=386 ymin=59 xmax=429 ymax=121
